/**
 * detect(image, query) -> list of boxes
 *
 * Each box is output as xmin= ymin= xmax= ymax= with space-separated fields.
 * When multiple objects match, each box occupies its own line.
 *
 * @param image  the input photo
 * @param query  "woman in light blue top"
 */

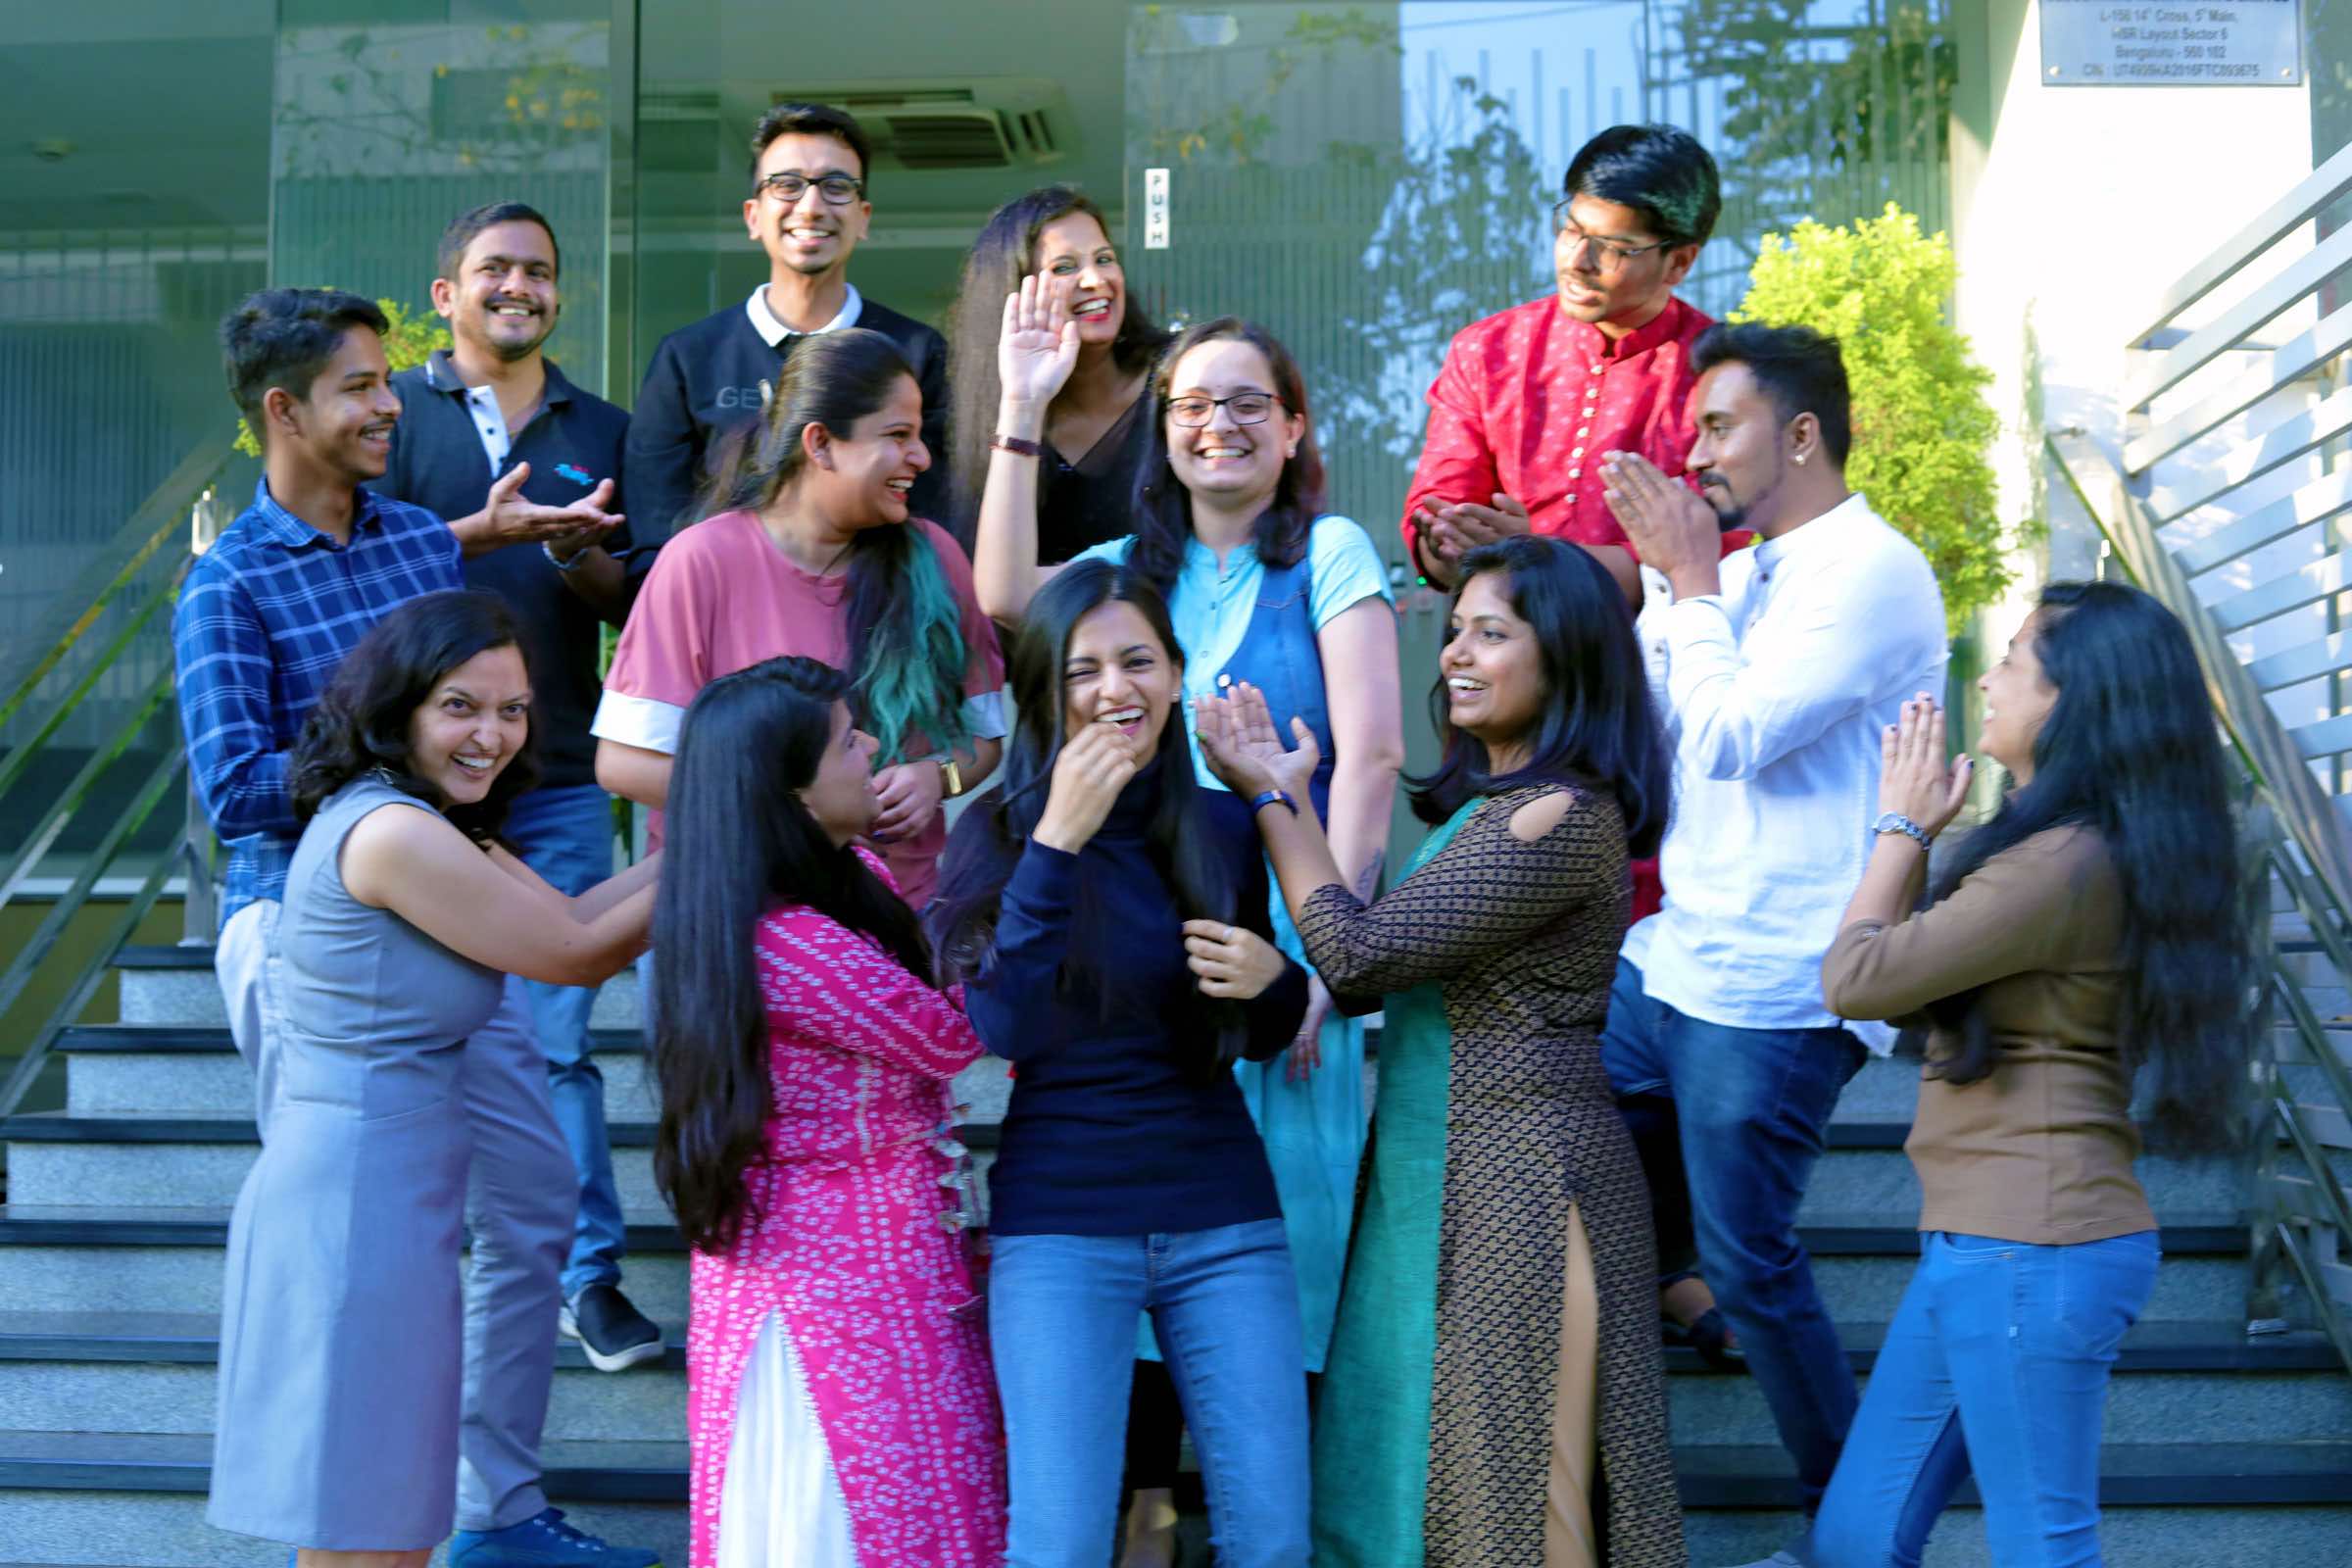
xmin=974 ymin=288 xmax=1405 ymax=1558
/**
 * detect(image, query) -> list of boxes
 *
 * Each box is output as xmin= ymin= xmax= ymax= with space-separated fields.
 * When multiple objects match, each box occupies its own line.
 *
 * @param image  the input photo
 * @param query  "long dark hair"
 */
xmin=1127 ymin=317 xmax=1327 ymax=598
xmin=926 ymin=560 xmax=1250 ymax=1075
xmin=650 ymin=657 xmax=934 ymax=1253
xmin=290 ymin=589 xmax=540 ymax=842
xmin=1926 ymin=580 xmax=2254 ymax=1151
xmin=945 ymin=184 xmax=1170 ymax=543
xmin=700 ymin=327 xmax=971 ymax=767
xmin=1409 ymin=537 xmax=1669 ymax=856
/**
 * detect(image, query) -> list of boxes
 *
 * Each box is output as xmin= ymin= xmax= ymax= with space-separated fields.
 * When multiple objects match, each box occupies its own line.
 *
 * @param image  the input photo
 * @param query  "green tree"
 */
xmin=232 ymin=298 xmax=449 ymax=456
xmin=1734 ymin=205 xmax=2015 ymax=632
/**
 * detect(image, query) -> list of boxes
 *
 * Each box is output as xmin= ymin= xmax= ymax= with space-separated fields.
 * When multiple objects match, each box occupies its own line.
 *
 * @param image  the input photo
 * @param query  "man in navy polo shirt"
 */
xmin=625 ymin=100 xmax=951 ymax=539
xmin=374 ymin=202 xmax=664 ymax=1396
xmin=176 ymin=286 xmax=654 ymax=1568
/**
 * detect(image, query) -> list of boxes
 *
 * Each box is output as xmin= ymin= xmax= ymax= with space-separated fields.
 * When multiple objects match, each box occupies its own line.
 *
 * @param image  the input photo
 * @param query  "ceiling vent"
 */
xmin=769 ymin=80 xmax=1071 ymax=172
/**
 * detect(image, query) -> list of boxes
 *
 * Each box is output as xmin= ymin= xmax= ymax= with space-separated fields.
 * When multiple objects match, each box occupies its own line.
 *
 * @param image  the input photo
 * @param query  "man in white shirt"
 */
xmin=1599 ymin=322 xmax=1946 ymax=1549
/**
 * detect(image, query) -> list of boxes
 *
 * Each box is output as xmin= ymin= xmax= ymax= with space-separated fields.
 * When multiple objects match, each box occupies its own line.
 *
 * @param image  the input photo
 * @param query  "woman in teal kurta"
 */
xmin=1198 ymin=536 xmax=1685 ymax=1567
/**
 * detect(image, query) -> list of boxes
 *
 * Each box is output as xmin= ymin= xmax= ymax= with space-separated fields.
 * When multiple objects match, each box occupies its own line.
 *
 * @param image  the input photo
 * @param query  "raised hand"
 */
xmin=997 ymin=272 xmax=1082 ymax=418
xmin=1033 ymin=722 xmax=1141 ymax=855
xmin=1196 ymin=682 xmax=1320 ymax=802
xmin=1879 ymin=693 xmax=1972 ymax=838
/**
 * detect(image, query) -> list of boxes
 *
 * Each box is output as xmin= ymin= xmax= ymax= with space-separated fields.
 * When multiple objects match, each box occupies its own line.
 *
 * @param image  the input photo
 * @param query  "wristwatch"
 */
xmin=1873 ymin=811 xmax=1933 ymax=849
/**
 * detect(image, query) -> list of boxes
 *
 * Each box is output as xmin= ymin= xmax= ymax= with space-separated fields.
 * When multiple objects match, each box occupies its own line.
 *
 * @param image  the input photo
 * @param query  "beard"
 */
xmin=1699 ymin=480 xmax=1747 ymax=533
xmin=472 ymin=304 xmax=557 ymax=363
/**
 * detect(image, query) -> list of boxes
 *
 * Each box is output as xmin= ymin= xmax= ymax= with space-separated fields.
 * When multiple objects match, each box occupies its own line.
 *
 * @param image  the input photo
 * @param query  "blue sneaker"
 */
xmin=447 ymin=1507 xmax=662 ymax=1567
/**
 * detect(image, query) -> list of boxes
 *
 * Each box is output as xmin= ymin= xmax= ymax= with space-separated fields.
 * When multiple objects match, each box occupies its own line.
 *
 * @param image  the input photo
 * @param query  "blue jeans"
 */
xmin=1599 ymin=956 xmax=1866 ymax=1507
xmin=1809 ymin=1230 xmax=2160 ymax=1567
xmin=500 ymin=783 xmax=625 ymax=1300
xmin=989 ymin=1219 xmax=1311 ymax=1568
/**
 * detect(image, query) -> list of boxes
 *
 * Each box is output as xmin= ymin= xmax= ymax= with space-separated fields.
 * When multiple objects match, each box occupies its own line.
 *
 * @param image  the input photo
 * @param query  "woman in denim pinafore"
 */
xmin=972 ymin=303 xmax=1406 ymax=1563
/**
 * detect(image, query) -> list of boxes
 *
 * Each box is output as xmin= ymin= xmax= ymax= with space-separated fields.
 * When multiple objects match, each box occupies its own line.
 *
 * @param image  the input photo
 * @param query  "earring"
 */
xmin=1286 ymin=446 xmax=1298 ymax=459
xmin=1793 ymin=453 xmax=1807 ymax=466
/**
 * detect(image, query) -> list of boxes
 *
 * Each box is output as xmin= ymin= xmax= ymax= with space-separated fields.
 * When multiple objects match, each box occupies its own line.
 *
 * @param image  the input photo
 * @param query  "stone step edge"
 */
xmin=0 ymin=1205 xmax=2257 ymax=1258
xmin=1 ymin=1432 xmax=2346 ymax=1507
xmin=0 ymin=1113 xmax=1924 ymax=1153
xmin=0 ymin=1310 xmax=2330 ymax=1376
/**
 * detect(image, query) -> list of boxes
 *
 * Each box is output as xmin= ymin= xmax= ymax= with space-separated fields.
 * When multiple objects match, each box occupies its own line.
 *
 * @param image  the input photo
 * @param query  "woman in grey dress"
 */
xmin=207 ymin=591 xmax=657 ymax=1566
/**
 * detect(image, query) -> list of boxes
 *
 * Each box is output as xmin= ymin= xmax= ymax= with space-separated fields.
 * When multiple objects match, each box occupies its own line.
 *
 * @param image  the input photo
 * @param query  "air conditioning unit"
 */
xmin=767 ymin=79 xmax=1072 ymax=172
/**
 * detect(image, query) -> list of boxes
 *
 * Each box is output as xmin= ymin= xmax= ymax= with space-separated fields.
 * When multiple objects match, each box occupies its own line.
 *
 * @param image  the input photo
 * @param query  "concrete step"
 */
xmin=0 ymin=1207 xmax=2261 ymax=1325
xmin=47 ymin=1023 xmax=1016 ymax=1125
xmin=0 ymin=1432 xmax=686 ymax=1567
xmin=1689 ymin=1504 xmax=2352 ymax=1566
xmin=0 ymin=1108 xmax=2274 ymax=1226
xmin=113 ymin=947 xmax=646 ymax=1033
xmin=2 ymin=1312 xmax=2333 ymax=1449
xmin=1 ymin=1429 xmax=2344 ymax=1567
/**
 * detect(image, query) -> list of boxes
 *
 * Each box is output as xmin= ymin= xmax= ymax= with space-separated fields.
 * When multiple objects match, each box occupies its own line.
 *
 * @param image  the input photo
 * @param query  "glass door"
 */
xmin=1121 ymin=0 xmax=1957 ymax=858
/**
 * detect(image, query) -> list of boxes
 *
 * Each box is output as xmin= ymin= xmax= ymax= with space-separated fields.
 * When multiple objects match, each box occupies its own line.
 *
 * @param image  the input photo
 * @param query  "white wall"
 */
xmin=1950 ymin=0 xmax=2313 ymax=632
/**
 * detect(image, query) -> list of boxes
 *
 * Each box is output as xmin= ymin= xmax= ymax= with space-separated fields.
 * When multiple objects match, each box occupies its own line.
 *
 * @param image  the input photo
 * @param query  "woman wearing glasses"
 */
xmin=972 ymin=299 xmax=1406 ymax=1564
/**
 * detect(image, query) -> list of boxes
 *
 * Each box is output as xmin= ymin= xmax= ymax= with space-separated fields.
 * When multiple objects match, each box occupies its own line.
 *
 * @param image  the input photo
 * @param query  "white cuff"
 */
xmin=962 ymin=690 xmax=1008 ymax=740
xmin=590 ymin=689 xmax=685 ymax=755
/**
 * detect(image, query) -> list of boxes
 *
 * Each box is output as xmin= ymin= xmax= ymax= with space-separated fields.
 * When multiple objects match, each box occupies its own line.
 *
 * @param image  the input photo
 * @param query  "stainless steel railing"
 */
xmin=2044 ymin=136 xmax=2352 ymax=1367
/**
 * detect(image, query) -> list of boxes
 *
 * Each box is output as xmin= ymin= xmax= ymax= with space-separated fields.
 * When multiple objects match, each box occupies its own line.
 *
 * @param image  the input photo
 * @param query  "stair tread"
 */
xmin=0 ymin=1112 xmax=1007 ymax=1152
xmin=1 ymin=1430 xmax=2344 ymax=1505
xmin=52 ymin=1024 xmax=648 ymax=1055
xmin=0 ymin=1309 xmax=2328 ymax=1373
xmin=0 ymin=1204 xmax=2256 ymax=1255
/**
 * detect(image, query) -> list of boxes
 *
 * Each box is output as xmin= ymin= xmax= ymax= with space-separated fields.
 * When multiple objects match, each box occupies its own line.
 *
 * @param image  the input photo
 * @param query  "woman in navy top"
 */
xmin=931 ymin=559 xmax=1310 ymax=1567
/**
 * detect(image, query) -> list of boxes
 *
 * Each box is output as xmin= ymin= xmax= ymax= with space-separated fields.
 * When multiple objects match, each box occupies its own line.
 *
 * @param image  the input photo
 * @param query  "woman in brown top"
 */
xmin=1802 ymin=580 xmax=2253 ymax=1568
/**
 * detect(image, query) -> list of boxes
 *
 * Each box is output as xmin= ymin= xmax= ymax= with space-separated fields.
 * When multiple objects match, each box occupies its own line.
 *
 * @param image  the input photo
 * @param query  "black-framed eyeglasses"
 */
xmin=757 ymin=172 xmax=865 ymax=206
xmin=1551 ymin=200 xmax=1676 ymax=270
xmin=1166 ymin=392 xmax=1284 ymax=427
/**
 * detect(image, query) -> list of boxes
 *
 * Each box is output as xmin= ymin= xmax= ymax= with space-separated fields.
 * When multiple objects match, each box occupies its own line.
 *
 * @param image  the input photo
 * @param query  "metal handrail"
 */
xmin=0 ymin=663 xmax=175 ymax=914
xmin=0 ymin=433 xmax=232 ymax=737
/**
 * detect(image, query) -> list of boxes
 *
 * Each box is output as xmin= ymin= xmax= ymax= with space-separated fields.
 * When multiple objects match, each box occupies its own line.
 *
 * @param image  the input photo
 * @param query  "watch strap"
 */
xmin=1250 ymin=789 xmax=1299 ymax=818
xmin=990 ymin=433 xmax=1044 ymax=459
xmin=1873 ymin=811 xmax=1932 ymax=849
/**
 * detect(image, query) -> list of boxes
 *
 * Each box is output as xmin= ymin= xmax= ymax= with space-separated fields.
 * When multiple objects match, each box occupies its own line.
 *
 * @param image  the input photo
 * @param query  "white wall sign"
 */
xmin=2040 ymin=0 xmax=2303 ymax=85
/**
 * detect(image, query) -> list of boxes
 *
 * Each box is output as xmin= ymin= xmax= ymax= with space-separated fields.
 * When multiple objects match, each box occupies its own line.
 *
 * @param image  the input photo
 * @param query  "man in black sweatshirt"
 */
xmin=625 ymin=101 xmax=950 ymax=541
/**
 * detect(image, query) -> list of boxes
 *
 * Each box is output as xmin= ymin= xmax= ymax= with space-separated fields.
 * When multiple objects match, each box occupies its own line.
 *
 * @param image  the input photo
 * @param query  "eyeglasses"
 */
xmin=1552 ymin=201 xmax=1677 ymax=270
xmin=1166 ymin=392 xmax=1284 ymax=427
xmin=757 ymin=172 xmax=865 ymax=206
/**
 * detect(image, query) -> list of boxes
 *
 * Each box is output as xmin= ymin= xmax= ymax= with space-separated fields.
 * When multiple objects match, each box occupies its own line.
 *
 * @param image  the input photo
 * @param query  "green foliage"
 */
xmin=232 ymin=299 xmax=449 ymax=456
xmin=1733 ymin=205 xmax=2015 ymax=633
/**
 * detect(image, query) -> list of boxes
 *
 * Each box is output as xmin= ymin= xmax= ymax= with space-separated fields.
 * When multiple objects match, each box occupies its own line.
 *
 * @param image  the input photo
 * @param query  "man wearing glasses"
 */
xmin=625 ymin=102 xmax=951 ymax=541
xmin=1402 ymin=123 xmax=1723 ymax=607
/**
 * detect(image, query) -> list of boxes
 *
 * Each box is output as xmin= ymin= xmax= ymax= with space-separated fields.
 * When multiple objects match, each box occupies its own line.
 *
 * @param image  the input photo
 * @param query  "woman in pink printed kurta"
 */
xmin=686 ymin=878 xmax=1005 ymax=1567
xmin=651 ymin=656 xmax=1004 ymax=1568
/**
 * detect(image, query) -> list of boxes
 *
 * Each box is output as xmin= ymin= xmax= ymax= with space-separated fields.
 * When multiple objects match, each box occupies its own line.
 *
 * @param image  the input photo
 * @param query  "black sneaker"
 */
xmin=560 ymin=1283 xmax=664 ymax=1372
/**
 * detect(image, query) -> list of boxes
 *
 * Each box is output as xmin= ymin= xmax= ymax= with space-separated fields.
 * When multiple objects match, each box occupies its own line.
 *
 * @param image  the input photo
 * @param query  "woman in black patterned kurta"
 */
xmin=1198 ymin=536 xmax=1683 ymax=1567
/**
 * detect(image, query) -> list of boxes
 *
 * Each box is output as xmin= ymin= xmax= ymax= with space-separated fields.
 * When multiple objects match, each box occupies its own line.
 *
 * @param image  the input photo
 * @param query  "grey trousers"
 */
xmin=218 ymin=930 xmax=572 ymax=1534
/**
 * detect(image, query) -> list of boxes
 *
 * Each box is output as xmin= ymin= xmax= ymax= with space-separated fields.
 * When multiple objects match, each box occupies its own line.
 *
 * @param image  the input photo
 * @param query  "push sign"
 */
xmin=1145 ymin=168 xmax=1171 ymax=251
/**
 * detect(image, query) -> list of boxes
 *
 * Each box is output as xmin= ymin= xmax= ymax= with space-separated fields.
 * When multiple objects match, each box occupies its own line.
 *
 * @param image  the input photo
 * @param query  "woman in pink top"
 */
xmin=650 ymin=656 xmax=1005 ymax=1567
xmin=594 ymin=327 xmax=1005 ymax=905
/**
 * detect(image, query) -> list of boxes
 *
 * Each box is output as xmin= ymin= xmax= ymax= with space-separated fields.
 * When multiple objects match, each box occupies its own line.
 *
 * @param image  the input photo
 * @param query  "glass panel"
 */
xmin=0 ymin=8 xmax=274 ymax=864
xmin=270 ymin=0 xmax=616 ymax=395
xmin=1124 ymin=0 xmax=1955 ymax=850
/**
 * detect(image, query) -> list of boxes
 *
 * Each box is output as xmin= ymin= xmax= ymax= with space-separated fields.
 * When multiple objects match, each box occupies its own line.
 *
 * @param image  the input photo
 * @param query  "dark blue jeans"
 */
xmin=1599 ymin=956 xmax=1866 ymax=1507
xmin=1809 ymin=1230 xmax=2160 ymax=1567
xmin=500 ymin=782 xmax=626 ymax=1300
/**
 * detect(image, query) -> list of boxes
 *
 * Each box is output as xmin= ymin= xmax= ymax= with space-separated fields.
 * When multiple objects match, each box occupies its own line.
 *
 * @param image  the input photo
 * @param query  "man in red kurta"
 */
xmin=1404 ymin=122 xmax=1728 ymax=926
xmin=1403 ymin=122 xmax=1727 ymax=615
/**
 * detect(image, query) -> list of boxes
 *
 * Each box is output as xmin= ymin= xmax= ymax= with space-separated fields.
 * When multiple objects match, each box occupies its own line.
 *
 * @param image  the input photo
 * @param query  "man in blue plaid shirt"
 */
xmin=172 ymin=288 xmax=656 ymax=1568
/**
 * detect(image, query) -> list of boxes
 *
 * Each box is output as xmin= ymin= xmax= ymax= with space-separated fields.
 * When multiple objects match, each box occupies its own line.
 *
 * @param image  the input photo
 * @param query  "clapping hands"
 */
xmin=1880 ymin=694 xmax=1972 ymax=840
xmin=1194 ymin=682 xmax=1320 ymax=803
